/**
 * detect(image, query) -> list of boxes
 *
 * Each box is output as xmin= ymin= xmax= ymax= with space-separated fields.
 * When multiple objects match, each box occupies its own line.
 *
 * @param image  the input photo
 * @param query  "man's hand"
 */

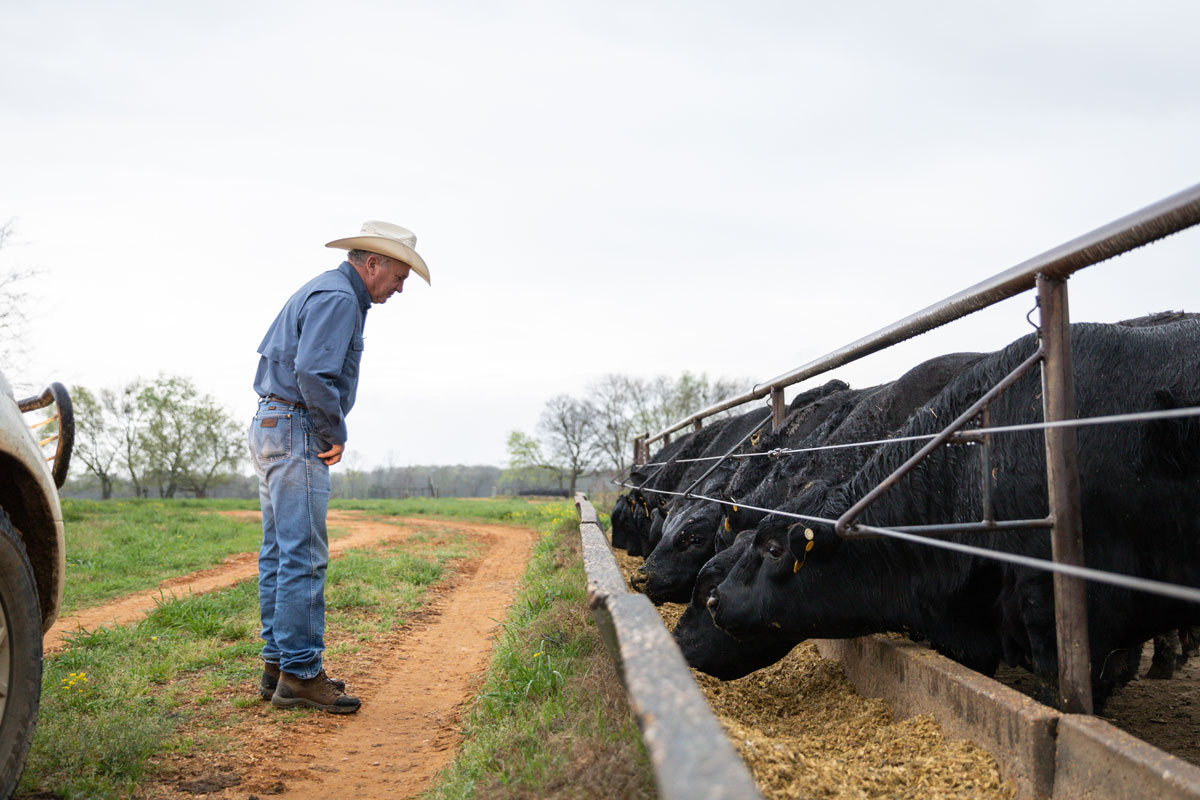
xmin=318 ymin=443 xmax=344 ymax=466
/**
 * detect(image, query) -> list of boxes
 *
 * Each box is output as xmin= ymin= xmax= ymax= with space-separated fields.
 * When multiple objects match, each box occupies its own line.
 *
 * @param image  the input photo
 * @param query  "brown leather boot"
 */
xmin=260 ymin=662 xmax=344 ymax=701
xmin=272 ymin=669 xmax=361 ymax=713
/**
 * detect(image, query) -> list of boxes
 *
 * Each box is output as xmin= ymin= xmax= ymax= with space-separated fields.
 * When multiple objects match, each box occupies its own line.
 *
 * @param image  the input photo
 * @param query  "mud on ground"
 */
xmin=994 ymin=650 xmax=1200 ymax=766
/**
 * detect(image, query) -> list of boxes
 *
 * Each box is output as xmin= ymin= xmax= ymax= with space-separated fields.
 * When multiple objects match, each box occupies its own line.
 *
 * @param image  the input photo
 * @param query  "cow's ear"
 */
xmin=786 ymin=524 xmax=817 ymax=572
xmin=716 ymin=518 xmax=736 ymax=551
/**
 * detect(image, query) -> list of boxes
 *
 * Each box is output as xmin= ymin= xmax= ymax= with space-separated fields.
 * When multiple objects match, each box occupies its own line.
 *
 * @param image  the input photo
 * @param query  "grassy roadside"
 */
xmin=423 ymin=508 xmax=656 ymax=799
xmin=27 ymin=497 xmax=654 ymax=798
xmin=59 ymin=499 xmax=262 ymax=614
xmin=58 ymin=497 xmax=562 ymax=615
xmin=20 ymin=521 xmax=475 ymax=799
xmin=334 ymin=496 xmax=579 ymax=525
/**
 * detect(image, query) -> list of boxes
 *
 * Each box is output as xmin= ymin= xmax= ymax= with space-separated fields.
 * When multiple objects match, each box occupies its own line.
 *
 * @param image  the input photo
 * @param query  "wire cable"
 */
xmin=613 ymin=480 xmax=1200 ymax=606
xmin=631 ymin=405 xmax=1200 ymax=468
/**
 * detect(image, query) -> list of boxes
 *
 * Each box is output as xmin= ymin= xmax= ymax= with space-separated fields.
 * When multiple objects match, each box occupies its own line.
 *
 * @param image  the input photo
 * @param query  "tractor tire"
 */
xmin=0 ymin=506 xmax=42 ymax=800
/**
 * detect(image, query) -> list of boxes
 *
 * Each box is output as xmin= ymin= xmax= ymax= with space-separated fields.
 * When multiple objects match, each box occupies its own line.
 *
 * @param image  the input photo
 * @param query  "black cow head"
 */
xmin=633 ymin=498 xmax=722 ymax=604
xmin=609 ymin=494 xmax=634 ymax=552
xmin=707 ymin=481 xmax=849 ymax=640
xmin=673 ymin=531 xmax=799 ymax=679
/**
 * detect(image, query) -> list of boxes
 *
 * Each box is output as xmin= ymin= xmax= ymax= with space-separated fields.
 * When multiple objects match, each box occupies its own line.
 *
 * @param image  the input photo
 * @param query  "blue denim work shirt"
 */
xmin=253 ymin=261 xmax=371 ymax=447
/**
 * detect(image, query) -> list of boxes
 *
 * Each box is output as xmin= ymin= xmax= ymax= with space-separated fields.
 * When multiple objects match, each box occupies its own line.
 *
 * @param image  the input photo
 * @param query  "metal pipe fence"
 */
xmin=627 ymin=182 xmax=1200 ymax=713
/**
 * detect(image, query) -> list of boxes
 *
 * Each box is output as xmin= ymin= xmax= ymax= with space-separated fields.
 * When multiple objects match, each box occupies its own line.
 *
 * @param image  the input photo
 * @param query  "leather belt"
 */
xmin=264 ymin=394 xmax=306 ymax=409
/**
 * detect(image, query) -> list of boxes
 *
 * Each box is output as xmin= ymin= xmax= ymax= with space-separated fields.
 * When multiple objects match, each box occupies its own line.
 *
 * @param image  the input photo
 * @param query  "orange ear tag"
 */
xmin=724 ymin=518 xmax=732 ymax=532
xmin=793 ymin=540 xmax=815 ymax=572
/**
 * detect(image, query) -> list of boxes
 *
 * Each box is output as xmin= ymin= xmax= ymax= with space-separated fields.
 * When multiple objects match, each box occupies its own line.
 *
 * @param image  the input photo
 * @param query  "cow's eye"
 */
xmin=766 ymin=543 xmax=783 ymax=559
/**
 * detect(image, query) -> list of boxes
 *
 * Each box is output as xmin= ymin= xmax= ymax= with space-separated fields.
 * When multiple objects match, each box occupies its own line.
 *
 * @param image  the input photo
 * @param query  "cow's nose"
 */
xmin=706 ymin=588 xmax=720 ymax=611
xmin=630 ymin=569 xmax=649 ymax=592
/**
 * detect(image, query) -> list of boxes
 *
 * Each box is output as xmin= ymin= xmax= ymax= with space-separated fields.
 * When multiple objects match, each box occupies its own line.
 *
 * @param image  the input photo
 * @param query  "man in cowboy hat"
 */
xmin=249 ymin=221 xmax=430 ymax=713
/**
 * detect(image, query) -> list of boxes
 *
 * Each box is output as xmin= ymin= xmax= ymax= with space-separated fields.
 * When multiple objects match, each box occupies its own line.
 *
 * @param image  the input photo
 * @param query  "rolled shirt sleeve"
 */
xmin=294 ymin=291 xmax=360 ymax=446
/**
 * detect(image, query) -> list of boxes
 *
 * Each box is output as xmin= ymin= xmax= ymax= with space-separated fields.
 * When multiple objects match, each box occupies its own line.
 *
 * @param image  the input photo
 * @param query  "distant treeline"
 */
xmin=63 ymin=463 xmax=616 ymax=501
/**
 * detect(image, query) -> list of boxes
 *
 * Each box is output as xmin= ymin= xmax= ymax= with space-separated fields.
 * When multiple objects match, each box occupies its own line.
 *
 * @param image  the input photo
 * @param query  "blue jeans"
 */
xmin=249 ymin=398 xmax=330 ymax=679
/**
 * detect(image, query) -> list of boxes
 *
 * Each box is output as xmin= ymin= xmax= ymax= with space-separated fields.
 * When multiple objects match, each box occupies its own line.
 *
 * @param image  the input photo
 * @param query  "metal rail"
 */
xmin=18 ymin=382 xmax=74 ymax=489
xmin=575 ymin=494 xmax=763 ymax=800
xmin=641 ymin=182 xmax=1200 ymax=446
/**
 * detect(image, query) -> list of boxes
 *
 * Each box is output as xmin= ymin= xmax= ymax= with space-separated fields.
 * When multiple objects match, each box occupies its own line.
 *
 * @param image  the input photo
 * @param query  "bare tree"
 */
xmin=588 ymin=374 xmax=636 ymax=475
xmin=108 ymin=379 xmax=151 ymax=497
xmin=626 ymin=372 xmax=751 ymax=440
xmin=0 ymin=220 xmax=39 ymax=373
xmin=503 ymin=372 xmax=752 ymax=489
xmin=71 ymin=385 xmax=122 ymax=499
xmin=537 ymin=394 xmax=599 ymax=495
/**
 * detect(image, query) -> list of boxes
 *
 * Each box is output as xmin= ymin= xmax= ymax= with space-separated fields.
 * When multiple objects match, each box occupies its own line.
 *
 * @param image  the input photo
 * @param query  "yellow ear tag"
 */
xmin=724 ymin=517 xmax=732 ymax=532
xmin=642 ymin=501 xmax=649 ymax=514
xmin=750 ymin=431 xmax=762 ymax=447
xmin=804 ymin=528 xmax=814 ymax=541
xmin=732 ymin=504 xmax=739 ymax=512
xmin=793 ymin=539 xmax=815 ymax=573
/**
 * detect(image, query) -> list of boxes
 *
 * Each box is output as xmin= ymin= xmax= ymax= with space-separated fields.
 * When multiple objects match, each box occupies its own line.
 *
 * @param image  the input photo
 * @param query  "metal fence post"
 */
xmin=771 ymin=386 xmax=786 ymax=432
xmin=1037 ymin=273 xmax=1094 ymax=714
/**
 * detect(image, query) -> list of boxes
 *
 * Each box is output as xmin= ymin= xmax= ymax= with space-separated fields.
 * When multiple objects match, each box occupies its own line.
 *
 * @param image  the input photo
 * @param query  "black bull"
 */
xmin=636 ymin=352 xmax=985 ymax=605
xmin=702 ymin=320 xmax=1200 ymax=708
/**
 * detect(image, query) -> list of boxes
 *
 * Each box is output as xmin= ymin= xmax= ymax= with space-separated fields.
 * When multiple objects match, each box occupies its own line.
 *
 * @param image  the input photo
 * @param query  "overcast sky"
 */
xmin=3 ymin=0 xmax=1198 ymax=469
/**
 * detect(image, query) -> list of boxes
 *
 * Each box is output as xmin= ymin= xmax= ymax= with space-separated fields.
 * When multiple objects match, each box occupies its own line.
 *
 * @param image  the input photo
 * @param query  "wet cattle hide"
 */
xmin=631 ymin=405 xmax=772 ymax=599
xmin=634 ymin=381 xmax=852 ymax=603
xmin=725 ymin=351 xmax=987 ymax=535
xmin=639 ymin=352 xmax=985 ymax=607
xmin=673 ymin=531 xmax=801 ymax=678
xmin=708 ymin=320 xmax=1200 ymax=709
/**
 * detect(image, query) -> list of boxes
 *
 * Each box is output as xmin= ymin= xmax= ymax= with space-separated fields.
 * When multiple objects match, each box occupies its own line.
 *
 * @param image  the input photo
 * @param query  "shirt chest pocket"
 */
xmin=343 ymin=335 xmax=365 ymax=377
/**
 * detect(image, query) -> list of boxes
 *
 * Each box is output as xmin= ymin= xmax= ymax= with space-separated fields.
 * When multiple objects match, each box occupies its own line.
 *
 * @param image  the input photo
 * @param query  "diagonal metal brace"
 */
xmin=834 ymin=346 xmax=1045 ymax=539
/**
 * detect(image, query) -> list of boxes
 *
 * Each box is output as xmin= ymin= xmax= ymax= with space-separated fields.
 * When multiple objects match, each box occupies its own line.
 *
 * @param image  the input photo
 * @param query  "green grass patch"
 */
xmin=423 ymin=513 xmax=654 ymax=800
xmin=59 ymin=499 xmax=265 ymax=614
xmin=21 ymin=528 xmax=475 ymax=800
xmin=58 ymin=497 xmax=573 ymax=616
xmin=333 ymin=496 xmax=588 ymax=527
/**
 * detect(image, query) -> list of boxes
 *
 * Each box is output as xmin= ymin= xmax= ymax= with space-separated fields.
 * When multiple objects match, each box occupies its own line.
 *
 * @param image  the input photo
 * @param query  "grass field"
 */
xmin=56 ymin=497 xmax=584 ymax=615
xmin=22 ymin=497 xmax=648 ymax=799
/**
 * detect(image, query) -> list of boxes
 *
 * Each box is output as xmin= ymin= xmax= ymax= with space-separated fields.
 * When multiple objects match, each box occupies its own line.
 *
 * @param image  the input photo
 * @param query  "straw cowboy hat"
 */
xmin=326 ymin=221 xmax=431 ymax=285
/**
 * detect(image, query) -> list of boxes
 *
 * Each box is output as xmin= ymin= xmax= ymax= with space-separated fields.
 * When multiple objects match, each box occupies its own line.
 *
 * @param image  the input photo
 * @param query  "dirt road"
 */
xmin=46 ymin=511 xmax=539 ymax=799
